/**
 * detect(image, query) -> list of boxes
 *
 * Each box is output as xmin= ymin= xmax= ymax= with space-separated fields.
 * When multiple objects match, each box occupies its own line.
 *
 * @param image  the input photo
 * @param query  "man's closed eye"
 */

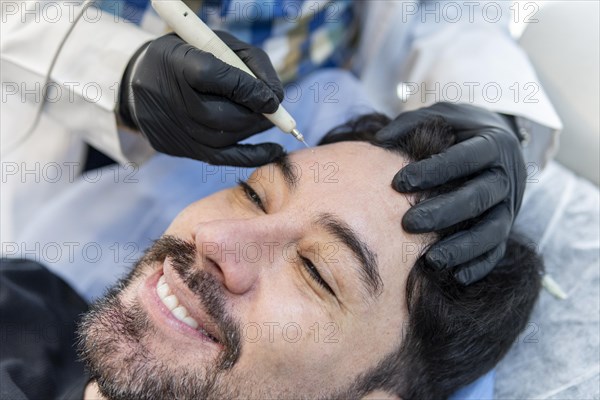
xmin=238 ymin=179 xmax=266 ymax=213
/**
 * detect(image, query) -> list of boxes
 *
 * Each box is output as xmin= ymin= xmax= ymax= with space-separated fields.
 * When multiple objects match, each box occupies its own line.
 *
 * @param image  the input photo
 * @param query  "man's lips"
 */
xmin=141 ymin=258 xmax=224 ymax=347
xmin=155 ymin=273 xmax=223 ymax=343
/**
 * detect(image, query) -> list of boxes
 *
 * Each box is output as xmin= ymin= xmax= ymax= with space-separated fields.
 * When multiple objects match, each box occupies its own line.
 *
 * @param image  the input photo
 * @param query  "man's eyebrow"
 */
xmin=315 ymin=212 xmax=383 ymax=299
xmin=273 ymin=153 xmax=299 ymax=191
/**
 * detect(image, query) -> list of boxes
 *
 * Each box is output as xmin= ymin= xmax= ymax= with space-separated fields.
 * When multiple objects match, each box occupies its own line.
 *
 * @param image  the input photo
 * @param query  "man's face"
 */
xmin=79 ymin=142 xmax=421 ymax=399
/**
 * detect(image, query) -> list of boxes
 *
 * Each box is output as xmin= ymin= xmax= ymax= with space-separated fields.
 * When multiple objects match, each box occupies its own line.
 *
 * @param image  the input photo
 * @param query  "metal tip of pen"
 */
xmin=291 ymin=128 xmax=310 ymax=148
xmin=290 ymin=128 xmax=303 ymax=141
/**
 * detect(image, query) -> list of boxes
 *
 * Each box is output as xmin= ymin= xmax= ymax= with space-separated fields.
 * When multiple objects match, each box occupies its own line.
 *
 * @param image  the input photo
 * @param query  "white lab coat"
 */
xmin=0 ymin=0 xmax=562 ymax=244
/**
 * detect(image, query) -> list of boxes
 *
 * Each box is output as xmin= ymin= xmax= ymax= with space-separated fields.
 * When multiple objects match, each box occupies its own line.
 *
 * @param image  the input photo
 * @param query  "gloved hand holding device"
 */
xmin=118 ymin=31 xmax=285 ymax=167
xmin=376 ymin=103 xmax=527 ymax=285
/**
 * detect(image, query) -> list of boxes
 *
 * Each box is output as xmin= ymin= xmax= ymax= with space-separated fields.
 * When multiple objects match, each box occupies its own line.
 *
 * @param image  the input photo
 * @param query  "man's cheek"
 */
xmin=165 ymin=192 xmax=237 ymax=236
xmin=236 ymin=337 xmax=323 ymax=386
xmin=238 ymin=319 xmax=344 ymax=369
xmin=164 ymin=201 xmax=213 ymax=236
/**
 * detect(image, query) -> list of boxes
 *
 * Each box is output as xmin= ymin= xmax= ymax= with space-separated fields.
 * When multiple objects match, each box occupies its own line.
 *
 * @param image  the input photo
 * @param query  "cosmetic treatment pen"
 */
xmin=151 ymin=0 xmax=309 ymax=148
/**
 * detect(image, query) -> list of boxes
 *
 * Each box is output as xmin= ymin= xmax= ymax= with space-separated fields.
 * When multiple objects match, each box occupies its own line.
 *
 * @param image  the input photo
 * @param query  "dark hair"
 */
xmin=319 ymin=114 xmax=543 ymax=399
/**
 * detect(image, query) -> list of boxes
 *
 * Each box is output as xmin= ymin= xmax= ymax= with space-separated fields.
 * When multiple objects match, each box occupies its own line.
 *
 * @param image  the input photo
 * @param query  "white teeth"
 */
xmin=162 ymin=294 xmax=179 ymax=310
xmin=182 ymin=316 xmax=199 ymax=329
xmin=157 ymin=282 xmax=170 ymax=299
xmin=156 ymin=275 xmax=200 ymax=330
xmin=172 ymin=306 xmax=188 ymax=320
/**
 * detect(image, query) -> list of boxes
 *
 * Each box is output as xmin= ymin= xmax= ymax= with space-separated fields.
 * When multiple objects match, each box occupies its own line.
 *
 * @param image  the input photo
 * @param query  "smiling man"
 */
xmin=1 ymin=114 xmax=542 ymax=400
xmin=79 ymin=136 xmax=416 ymax=399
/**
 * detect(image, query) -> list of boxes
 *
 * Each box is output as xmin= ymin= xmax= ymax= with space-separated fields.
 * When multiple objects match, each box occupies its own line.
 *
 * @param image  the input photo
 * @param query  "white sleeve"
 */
xmin=1 ymin=0 xmax=157 ymax=164
xmin=398 ymin=1 xmax=562 ymax=131
xmin=355 ymin=1 xmax=562 ymax=166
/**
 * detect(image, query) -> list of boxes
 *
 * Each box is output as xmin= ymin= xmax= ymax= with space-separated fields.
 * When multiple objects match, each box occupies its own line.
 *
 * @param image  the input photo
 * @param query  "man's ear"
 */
xmin=361 ymin=390 xmax=401 ymax=400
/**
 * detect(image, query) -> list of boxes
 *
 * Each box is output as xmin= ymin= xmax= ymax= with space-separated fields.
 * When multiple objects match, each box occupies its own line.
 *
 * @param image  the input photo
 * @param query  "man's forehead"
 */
xmin=286 ymin=142 xmax=406 ymax=205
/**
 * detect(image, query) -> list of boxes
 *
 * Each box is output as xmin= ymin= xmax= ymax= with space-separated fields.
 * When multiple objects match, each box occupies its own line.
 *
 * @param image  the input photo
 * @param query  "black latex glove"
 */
xmin=376 ymin=103 xmax=526 ymax=285
xmin=118 ymin=32 xmax=285 ymax=167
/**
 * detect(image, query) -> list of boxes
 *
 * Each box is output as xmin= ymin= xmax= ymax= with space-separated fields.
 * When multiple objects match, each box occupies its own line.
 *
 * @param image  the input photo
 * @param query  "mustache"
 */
xmin=139 ymin=235 xmax=242 ymax=370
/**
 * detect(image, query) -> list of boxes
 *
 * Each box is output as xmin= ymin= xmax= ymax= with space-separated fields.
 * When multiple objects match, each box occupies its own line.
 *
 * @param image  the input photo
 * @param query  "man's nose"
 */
xmin=192 ymin=217 xmax=293 ymax=295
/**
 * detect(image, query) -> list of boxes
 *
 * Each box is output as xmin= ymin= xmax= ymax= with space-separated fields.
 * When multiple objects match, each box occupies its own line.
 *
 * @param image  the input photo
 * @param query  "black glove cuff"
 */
xmin=117 ymin=41 xmax=151 ymax=131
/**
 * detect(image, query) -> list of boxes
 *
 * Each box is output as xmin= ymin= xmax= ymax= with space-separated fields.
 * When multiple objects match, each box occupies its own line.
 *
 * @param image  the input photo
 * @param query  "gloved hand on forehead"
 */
xmin=118 ymin=31 xmax=285 ymax=167
xmin=376 ymin=102 xmax=527 ymax=285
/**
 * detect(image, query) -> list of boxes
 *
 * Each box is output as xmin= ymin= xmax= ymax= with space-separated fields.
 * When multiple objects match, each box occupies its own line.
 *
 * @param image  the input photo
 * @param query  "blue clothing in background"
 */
xmin=95 ymin=0 xmax=355 ymax=82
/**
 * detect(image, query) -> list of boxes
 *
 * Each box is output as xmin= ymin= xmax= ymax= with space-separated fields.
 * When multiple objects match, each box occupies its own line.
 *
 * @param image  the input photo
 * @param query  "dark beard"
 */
xmin=76 ymin=235 xmax=243 ymax=400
